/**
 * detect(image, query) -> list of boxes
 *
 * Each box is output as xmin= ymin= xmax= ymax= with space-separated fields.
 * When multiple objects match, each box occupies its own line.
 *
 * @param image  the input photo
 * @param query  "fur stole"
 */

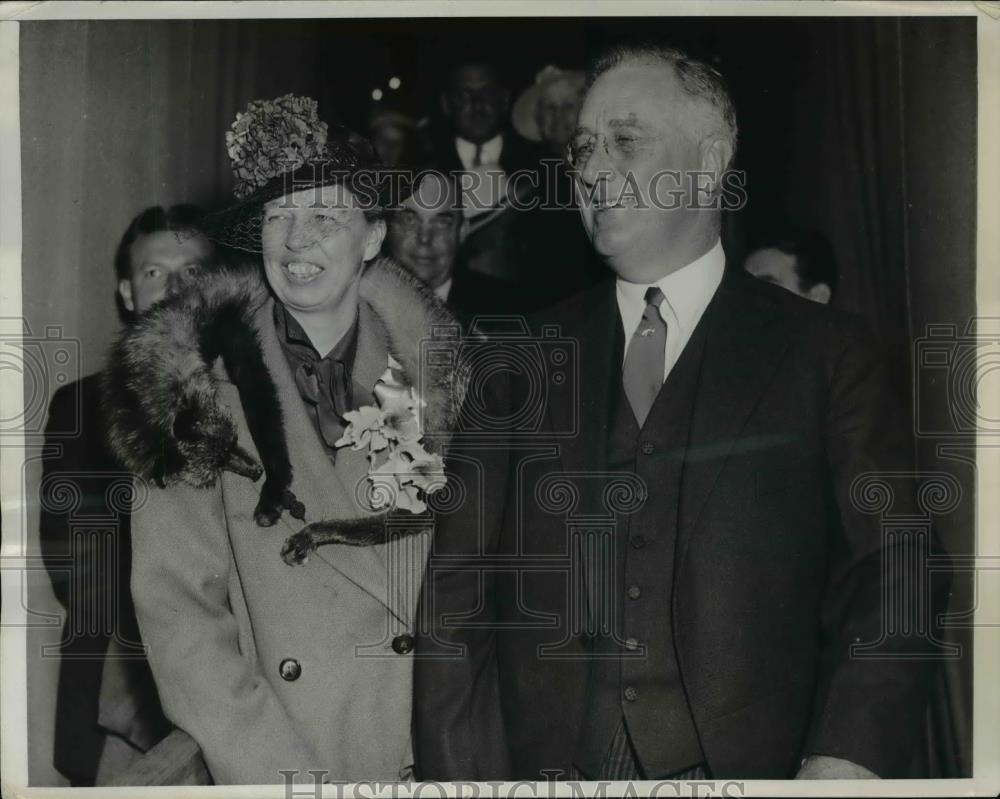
xmin=102 ymin=256 xmax=467 ymax=562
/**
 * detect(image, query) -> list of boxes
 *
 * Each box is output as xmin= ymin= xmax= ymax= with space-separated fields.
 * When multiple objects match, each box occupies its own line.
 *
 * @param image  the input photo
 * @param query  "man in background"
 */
xmin=385 ymin=167 xmax=516 ymax=329
xmin=433 ymin=60 xmax=543 ymax=286
xmin=743 ymin=226 xmax=837 ymax=304
xmin=40 ymin=204 xmax=212 ymax=785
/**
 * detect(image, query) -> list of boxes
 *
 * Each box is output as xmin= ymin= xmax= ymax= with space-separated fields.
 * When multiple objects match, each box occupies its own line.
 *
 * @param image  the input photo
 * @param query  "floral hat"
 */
xmin=209 ymin=94 xmax=393 ymax=252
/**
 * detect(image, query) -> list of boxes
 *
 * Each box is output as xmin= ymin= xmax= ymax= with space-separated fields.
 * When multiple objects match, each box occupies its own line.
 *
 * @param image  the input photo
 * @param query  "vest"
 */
xmin=574 ymin=307 xmax=710 ymax=778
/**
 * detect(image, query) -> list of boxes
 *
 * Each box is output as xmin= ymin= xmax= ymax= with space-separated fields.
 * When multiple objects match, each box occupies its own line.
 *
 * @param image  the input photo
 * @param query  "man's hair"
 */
xmin=755 ymin=226 xmax=839 ymax=295
xmin=587 ymin=43 xmax=738 ymax=167
xmin=114 ymin=204 xmax=210 ymax=282
xmin=393 ymin=161 xmax=464 ymax=216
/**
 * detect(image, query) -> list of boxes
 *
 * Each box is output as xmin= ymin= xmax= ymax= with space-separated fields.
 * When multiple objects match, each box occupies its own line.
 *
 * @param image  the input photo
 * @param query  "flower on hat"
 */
xmin=225 ymin=94 xmax=329 ymax=200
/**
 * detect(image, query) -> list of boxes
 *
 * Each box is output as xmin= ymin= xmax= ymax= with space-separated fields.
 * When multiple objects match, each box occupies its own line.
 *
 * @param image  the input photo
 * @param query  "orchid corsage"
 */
xmin=334 ymin=358 xmax=446 ymax=514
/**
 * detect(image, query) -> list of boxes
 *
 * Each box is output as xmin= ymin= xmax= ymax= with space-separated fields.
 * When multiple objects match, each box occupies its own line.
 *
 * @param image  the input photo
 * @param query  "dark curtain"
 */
xmin=786 ymin=18 xmax=976 ymax=778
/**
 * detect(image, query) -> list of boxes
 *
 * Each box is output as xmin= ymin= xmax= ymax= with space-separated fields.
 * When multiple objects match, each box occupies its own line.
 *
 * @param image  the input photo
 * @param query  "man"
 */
xmin=40 ymin=204 xmax=212 ymax=785
xmin=385 ymin=167 xmax=516 ymax=328
xmin=433 ymin=61 xmax=544 ymax=285
xmin=415 ymin=45 xmax=942 ymax=781
xmin=744 ymin=226 xmax=838 ymax=304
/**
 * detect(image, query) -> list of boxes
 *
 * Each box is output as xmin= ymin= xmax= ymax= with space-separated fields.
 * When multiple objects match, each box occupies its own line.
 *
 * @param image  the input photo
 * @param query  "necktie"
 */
xmin=472 ymin=143 xmax=483 ymax=168
xmin=623 ymin=286 xmax=667 ymax=427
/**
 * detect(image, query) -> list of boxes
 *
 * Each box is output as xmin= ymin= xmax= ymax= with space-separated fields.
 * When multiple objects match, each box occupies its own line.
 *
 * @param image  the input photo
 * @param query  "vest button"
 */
xmin=392 ymin=634 xmax=415 ymax=654
xmin=624 ymin=686 xmax=638 ymax=702
xmin=627 ymin=584 xmax=642 ymax=600
xmin=641 ymin=442 xmax=655 ymax=455
xmin=279 ymin=658 xmax=301 ymax=681
xmin=624 ymin=637 xmax=640 ymax=651
xmin=630 ymin=535 xmax=647 ymax=549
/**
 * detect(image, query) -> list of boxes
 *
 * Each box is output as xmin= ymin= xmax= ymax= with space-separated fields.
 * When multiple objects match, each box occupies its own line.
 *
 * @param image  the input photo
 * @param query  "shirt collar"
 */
xmin=616 ymin=239 xmax=726 ymax=337
xmin=455 ymin=133 xmax=504 ymax=168
xmin=433 ymin=278 xmax=453 ymax=302
xmin=273 ymin=302 xmax=359 ymax=367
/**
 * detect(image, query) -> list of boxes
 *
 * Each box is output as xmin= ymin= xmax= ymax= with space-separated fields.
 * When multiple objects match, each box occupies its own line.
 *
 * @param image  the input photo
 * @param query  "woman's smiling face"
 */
xmin=261 ymin=183 xmax=385 ymax=315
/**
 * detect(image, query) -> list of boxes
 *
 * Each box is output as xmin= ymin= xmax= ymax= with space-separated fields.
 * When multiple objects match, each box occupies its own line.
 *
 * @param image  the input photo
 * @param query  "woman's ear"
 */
xmin=364 ymin=218 xmax=387 ymax=261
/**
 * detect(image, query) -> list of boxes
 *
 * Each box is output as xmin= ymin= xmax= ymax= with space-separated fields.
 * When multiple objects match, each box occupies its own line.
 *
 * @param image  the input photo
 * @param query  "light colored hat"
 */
xmin=511 ymin=66 xmax=586 ymax=142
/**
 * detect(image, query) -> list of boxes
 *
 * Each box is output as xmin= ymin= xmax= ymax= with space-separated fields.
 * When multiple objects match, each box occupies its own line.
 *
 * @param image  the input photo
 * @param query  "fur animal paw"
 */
xmin=254 ymin=483 xmax=306 ymax=527
xmin=281 ymin=528 xmax=317 ymax=566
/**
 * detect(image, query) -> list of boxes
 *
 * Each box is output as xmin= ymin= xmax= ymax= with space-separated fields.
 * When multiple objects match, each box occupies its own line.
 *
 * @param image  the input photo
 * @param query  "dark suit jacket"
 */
xmin=40 ymin=374 xmax=169 ymax=785
xmin=446 ymin=263 xmax=520 ymax=331
xmin=414 ymin=268 xmax=946 ymax=780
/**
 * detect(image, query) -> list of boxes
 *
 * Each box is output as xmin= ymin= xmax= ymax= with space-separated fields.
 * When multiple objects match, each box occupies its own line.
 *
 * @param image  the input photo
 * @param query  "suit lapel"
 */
xmin=252 ymin=298 xmax=405 ymax=623
xmin=677 ymin=270 xmax=791 ymax=561
xmin=550 ymin=281 xmax=620 ymax=480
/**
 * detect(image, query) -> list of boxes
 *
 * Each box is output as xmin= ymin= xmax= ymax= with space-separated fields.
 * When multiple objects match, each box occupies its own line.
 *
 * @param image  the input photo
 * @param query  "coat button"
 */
xmin=624 ymin=686 xmax=638 ymax=702
xmin=630 ymin=535 xmax=646 ymax=549
xmin=279 ymin=658 xmax=301 ymax=681
xmin=624 ymin=637 xmax=640 ymax=651
xmin=641 ymin=442 xmax=655 ymax=455
xmin=392 ymin=634 xmax=414 ymax=654
xmin=627 ymin=584 xmax=642 ymax=600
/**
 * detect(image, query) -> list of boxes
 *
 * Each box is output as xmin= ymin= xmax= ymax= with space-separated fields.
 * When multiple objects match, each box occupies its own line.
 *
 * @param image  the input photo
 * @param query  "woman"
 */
xmin=116 ymin=96 xmax=463 ymax=784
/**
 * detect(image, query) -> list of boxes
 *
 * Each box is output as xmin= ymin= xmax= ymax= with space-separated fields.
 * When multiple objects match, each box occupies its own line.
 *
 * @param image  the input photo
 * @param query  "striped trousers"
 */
xmin=571 ymin=719 xmax=709 ymax=781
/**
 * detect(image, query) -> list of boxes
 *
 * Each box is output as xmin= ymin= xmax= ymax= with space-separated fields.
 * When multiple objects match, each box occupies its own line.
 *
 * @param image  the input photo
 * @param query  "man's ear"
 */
xmin=364 ymin=219 xmax=387 ymax=261
xmin=806 ymin=282 xmax=833 ymax=305
xmin=457 ymin=217 xmax=471 ymax=244
xmin=700 ymin=135 xmax=734 ymax=194
xmin=440 ymin=92 xmax=453 ymax=119
xmin=118 ymin=279 xmax=135 ymax=313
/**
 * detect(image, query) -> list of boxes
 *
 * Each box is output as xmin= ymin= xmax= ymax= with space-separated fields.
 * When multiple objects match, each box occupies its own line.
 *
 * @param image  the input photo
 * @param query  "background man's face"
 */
xmin=445 ymin=65 xmax=508 ymax=144
xmin=120 ymin=229 xmax=211 ymax=314
xmin=386 ymin=173 xmax=463 ymax=289
xmin=372 ymin=124 xmax=409 ymax=168
xmin=574 ymin=62 xmax=706 ymax=281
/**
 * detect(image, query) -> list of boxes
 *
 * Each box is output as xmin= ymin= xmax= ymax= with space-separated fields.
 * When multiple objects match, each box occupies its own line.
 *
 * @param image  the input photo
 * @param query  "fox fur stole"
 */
xmin=101 ymin=256 xmax=467 ymax=563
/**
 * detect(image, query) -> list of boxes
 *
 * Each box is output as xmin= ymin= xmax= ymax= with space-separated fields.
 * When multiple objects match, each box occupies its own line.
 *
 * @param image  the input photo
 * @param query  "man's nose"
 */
xmin=164 ymin=270 xmax=186 ymax=299
xmin=579 ymin=138 xmax=612 ymax=188
xmin=416 ymin=224 xmax=434 ymax=245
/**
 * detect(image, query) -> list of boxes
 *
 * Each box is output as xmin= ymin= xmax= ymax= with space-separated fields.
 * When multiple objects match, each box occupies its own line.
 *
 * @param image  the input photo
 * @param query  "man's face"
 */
xmin=444 ymin=65 xmax=508 ymax=144
xmin=573 ymin=62 xmax=707 ymax=282
xmin=536 ymin=79 xmax=583 ymax=152
xmin=386 ymin=173 xmax=463 ymax=289
xmin=120 ymin=229 xmax=211 ymax=314
xmin=744 ymin=247 xmax=831 ymax=304
xmin=261 ymin=184 xmax=385 ymax=316
xmin=372 ymin=124 xmax=409 ymax=168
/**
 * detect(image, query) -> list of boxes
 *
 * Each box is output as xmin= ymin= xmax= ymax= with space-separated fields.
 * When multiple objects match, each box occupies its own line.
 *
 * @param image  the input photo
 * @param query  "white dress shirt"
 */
xmin=433 ymin=278 xmax=453 ymax=302
xmin=616 ymin=239 xmax=725 ymax=383
xmin=455 ymin=134 xmax=504 ymax=169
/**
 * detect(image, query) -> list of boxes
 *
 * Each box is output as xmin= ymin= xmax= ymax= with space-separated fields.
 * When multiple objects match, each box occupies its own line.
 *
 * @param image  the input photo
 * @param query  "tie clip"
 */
xmin=639 ymin=328 xmax=656 ymax=337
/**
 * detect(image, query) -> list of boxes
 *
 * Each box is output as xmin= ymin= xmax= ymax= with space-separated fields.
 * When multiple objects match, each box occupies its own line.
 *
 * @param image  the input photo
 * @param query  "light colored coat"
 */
xmin=129 ymin=265 xmax=456 ymax=785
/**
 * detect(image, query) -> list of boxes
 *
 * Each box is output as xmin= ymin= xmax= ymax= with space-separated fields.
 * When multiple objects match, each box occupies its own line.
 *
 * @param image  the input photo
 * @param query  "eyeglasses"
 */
xmin=391 ymin=211 xmax=461 ymax=236
xmin=565 ymin=130 xmax=644 ymax=171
